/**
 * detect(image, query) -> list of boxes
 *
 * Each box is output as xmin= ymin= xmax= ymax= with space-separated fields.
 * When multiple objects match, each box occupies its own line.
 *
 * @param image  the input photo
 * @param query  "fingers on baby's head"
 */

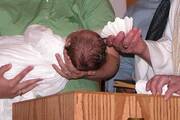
xmin=105 ymin=35 xmax=115 ymax=46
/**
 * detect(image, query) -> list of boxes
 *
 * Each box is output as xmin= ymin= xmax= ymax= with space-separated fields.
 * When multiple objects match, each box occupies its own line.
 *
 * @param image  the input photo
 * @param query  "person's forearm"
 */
xmin=137 ymin=42 xmax=152 ymax=65
xmin=87 ymin=47 xmax=120 ymax=81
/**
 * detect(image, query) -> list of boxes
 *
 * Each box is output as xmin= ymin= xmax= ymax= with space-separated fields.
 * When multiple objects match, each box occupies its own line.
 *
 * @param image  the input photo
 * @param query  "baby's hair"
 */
xmin=65 ymin=30 xmax=106 ymax=71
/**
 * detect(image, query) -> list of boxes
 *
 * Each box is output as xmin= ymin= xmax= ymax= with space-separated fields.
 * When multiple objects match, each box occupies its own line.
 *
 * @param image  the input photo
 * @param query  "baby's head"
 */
xmin=65 ymin=30 xmax=106 ymax=71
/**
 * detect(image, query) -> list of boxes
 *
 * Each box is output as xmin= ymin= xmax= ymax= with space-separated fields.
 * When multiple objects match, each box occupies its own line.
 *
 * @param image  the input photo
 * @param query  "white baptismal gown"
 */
xmin=0 ymin=24 xmax=68 ymax=120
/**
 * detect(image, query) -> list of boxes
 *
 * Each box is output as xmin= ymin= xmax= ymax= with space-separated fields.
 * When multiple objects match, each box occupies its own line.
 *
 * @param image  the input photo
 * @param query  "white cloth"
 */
xmin=135 ymin=0 xmax=179 ymax=93
xmin=0 ymin=24 xmax=68 ymax=120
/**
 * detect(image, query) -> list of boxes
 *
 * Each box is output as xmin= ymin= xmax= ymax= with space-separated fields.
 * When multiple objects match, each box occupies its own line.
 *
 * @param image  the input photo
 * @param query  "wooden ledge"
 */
xmin=13 ymin=91 xmax=180 ymax=120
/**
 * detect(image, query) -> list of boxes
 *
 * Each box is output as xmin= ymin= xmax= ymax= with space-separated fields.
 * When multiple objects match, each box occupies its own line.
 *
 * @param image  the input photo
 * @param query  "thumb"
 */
xmin=87 ymin=71 xmax=96 ymax=76
xmin=0 ymin=64 xmax=12 ymax=76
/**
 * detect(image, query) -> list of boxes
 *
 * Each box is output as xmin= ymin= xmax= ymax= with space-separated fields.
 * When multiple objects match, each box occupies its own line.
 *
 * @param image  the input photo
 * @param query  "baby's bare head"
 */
xmin=65 ymin=30 xmax=106 ymax=71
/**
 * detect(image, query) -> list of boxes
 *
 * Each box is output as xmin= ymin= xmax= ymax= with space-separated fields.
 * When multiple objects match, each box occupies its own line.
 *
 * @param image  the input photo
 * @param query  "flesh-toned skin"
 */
xmin=52 ymin=30 xmax=120 ymax=81
xmin=0 ymin=64 xmax=42 ymax=98
xmin=106 ymin=27 xmax=180 ymax=100
xmin=52 ymin=46 xmax=119 ymax=81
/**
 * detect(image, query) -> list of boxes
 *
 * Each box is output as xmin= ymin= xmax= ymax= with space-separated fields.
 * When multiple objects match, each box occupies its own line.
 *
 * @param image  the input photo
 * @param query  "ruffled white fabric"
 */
xmin=0 ymin=24 xmax=68 ymax=120
xmin=101 ymin=16 xmax=133 ymax=38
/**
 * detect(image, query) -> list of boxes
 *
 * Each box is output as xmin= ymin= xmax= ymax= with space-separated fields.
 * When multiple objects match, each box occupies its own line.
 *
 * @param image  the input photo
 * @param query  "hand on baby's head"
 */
xmin=101 ymin=17 xmax=145 ymax=55
xmin=65 ymin=30 xmax=106 ymax=71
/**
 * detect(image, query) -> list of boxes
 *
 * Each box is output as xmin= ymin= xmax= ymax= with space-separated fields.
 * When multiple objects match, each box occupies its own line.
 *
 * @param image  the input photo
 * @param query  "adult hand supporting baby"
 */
xmin=52 ymin=50 xmax=96 ymax=80
xmin=146 ymin=75 xmax=180 ymax=100
xmin=106 ymin=28 xmax=151 ymax=65
xmin=0 ymin=64 xmax=42 ymax=99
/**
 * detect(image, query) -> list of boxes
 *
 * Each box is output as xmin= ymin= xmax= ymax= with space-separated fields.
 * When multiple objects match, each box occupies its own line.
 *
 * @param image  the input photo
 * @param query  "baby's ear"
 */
xmin=65 ymin=38 xmax=71 ymax=47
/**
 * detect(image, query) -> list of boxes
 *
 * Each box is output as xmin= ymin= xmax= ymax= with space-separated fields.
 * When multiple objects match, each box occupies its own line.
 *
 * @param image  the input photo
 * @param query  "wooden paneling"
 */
xmin=13 ymin=92 xmax=180 ymax=120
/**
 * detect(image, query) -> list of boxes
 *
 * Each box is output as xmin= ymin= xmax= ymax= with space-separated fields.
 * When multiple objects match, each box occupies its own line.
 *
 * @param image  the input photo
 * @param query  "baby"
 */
xmin=0 ymin=24 xmax=106 ymax=120
xmin=65 ymin=30 xmax=106 ymax=71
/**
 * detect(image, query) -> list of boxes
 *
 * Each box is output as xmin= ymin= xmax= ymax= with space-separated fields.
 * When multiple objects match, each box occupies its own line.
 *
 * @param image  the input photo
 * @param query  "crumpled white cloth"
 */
xmin=101 ymin=16 xmax=133 ymax=38
xmin=0 ymin=24 xmax=68 ymax=120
